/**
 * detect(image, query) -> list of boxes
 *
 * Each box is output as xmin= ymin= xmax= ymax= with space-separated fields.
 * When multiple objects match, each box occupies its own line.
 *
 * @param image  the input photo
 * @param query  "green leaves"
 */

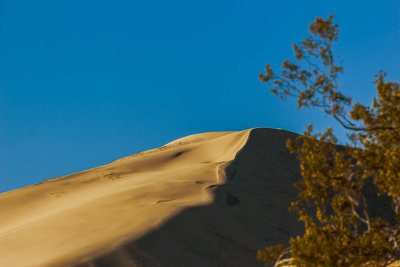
xmin=259 ymin=15 xmax=353 ymax=131
xmin=257 ymin=15 xmax=400 ymax=266
xmin=308 ymin=15 xmax=339 ymax=42
xmin=257 ymin=244 xmax=287 ymax=264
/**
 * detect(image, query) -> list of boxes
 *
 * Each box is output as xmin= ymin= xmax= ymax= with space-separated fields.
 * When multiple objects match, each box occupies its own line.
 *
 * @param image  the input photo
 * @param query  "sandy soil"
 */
xmin=0 ymin=128 xmax=398 ymax=267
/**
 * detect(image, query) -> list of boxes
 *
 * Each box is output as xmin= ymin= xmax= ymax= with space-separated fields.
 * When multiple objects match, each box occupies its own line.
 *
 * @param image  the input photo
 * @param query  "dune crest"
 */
xmin=1 ymin=128 xmax=397 ymax=267
xmin=0 ymin=130 xmax=251 ymax=267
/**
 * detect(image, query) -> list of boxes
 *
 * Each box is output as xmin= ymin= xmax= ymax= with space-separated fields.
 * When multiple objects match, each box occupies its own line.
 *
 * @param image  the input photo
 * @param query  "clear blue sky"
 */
xmin=1 ymin=0 xmax=399 ymax=192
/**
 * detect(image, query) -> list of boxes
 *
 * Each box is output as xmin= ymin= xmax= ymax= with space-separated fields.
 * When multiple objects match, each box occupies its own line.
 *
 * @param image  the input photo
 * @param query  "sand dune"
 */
xmin=0 ymin=128 xmax=397 ymax=267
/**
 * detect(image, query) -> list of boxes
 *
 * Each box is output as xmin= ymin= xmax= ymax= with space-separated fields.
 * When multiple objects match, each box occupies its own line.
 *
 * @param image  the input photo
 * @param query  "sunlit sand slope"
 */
xmin=0 ymin=128 xmax=397 ymax=267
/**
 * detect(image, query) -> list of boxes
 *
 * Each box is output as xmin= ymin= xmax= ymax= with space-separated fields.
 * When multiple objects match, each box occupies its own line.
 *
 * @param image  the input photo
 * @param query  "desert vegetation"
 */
xmin=257 ymin=15 xmax=400 ymax=266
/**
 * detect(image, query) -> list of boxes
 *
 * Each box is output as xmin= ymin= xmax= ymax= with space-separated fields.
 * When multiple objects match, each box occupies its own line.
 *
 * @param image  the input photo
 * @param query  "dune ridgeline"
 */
xmin=0 ymin=128 xmax=396 ymax=267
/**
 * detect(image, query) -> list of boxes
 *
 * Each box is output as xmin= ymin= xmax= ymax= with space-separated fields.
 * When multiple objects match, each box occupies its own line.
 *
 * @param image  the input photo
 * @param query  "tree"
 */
xmin=257 ymin=15 xmax=400 ymax=267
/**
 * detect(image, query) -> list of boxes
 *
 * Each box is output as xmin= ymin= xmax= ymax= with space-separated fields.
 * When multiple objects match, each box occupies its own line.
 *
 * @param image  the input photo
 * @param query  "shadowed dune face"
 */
xmin=0 ymin=128 xmax=396 ymax=267
xmin=72 ymin=128 xmax=304 ymax=267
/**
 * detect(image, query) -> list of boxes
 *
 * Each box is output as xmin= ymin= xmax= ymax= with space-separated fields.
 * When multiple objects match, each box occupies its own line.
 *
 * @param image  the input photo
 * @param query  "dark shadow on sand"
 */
xmin=75 ymin=128 xmax=395 ymax=267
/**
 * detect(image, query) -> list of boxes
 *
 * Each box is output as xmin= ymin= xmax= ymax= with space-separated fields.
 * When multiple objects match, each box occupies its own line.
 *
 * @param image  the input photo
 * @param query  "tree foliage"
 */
xmin=257 ymin=15 xmax=400 ymax=266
